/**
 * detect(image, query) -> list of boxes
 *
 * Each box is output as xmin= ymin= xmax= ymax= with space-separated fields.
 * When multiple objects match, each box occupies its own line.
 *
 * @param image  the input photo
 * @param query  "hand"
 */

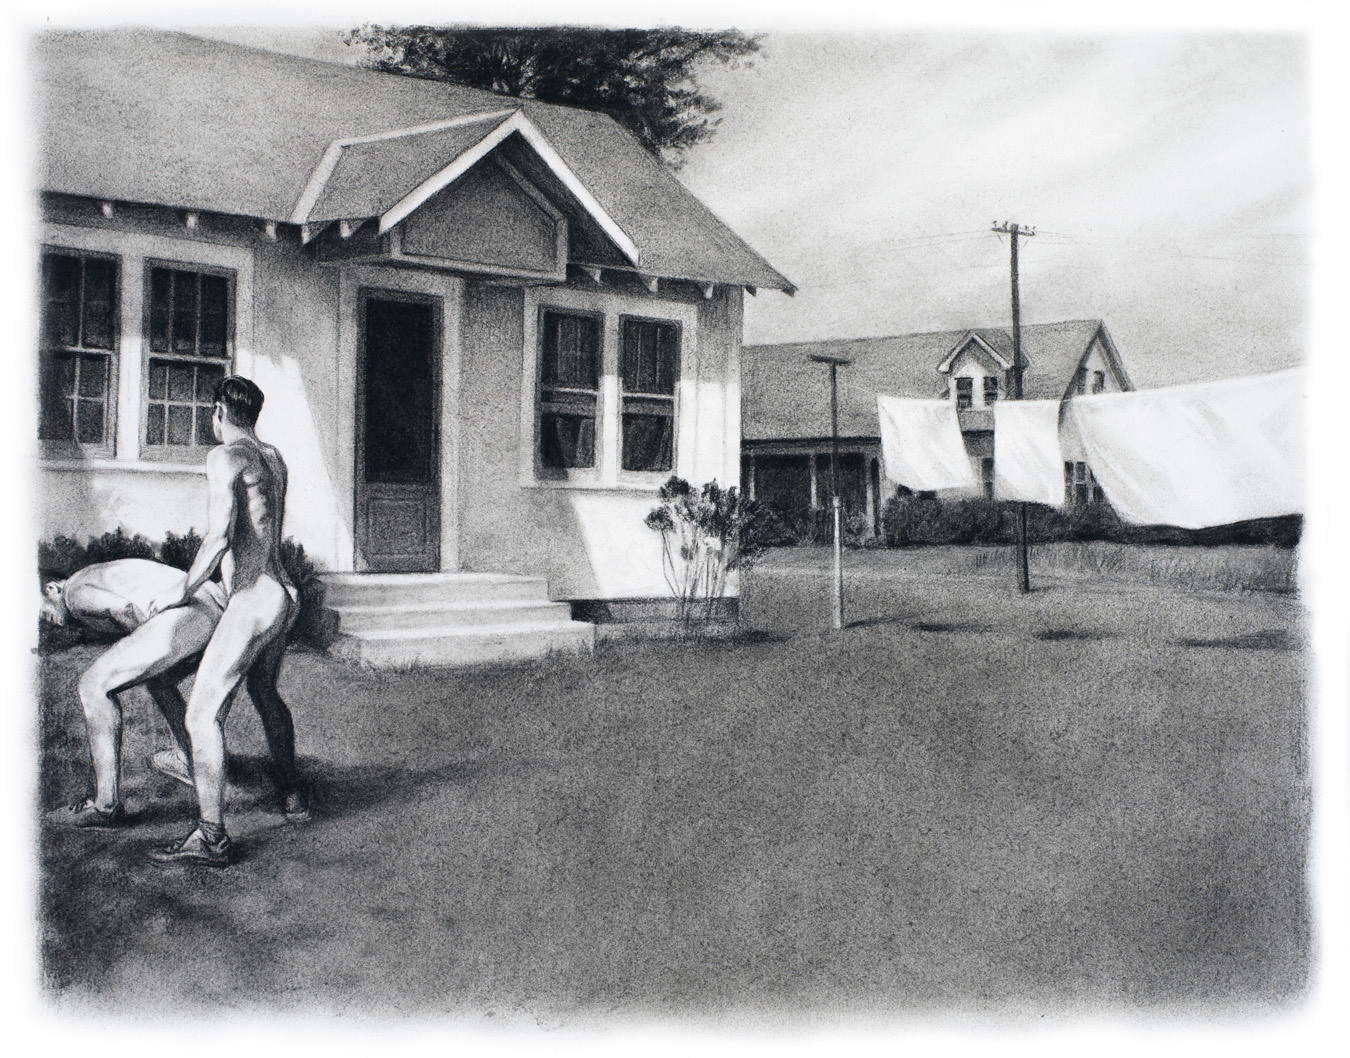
xmin=147 ymin=585 xmax=189 ymax=619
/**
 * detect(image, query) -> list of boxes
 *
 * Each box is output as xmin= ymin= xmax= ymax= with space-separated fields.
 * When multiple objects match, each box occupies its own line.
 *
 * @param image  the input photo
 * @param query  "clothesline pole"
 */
xmin=993 ymin=220 xmax=1036 ymax=594
xmin=811 ymin=353 xmax=852 ymax=630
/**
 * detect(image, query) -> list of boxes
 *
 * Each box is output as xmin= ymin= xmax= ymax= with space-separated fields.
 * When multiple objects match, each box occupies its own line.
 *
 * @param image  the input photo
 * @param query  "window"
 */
xmin=955 ymin=377 xmax=973 ymax=409
xmin=983 ymin=376 xmax=999 ymax=405
xmin=1064 ymin=460 xmax=1095 ymax=506
xmin=1092 ymin=370 xmax=1106 ymax=394
xmin=620 ymin=317 xmax=679 ymax=472
xmin=144 ymin=264 xmax=232 ymax=455
xmin=538 ymin=310 xmax=601 ymax=470
xmin=981 ymin=457 xmax=995 ymax=500
xmin=1074 ymin=367 xmax=1088 ymax=395
xmin=39 ymin=250 xmax=118 ymax=452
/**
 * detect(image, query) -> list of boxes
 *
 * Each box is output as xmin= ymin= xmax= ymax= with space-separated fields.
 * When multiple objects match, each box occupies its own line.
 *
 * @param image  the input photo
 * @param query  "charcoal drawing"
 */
xmin=20 ymin=10 xmax=1345 ymax=1047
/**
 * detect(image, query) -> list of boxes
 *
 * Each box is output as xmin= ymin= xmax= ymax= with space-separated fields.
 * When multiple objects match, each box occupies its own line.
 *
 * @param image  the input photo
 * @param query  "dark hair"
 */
xmin=214 ymin=375 xmax=264 ymax=427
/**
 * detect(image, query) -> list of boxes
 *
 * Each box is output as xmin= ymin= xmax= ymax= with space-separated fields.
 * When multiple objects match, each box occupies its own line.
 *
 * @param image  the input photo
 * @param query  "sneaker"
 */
xmin=146 ymin=826 xmax=232 ymax=867
xmin=150 ymin=749 xmax=194 ymax=787
xmin=45 ymin=799 xmax=127 ymax=829
xmin=282 ymin=785 xmax=312 ymax=823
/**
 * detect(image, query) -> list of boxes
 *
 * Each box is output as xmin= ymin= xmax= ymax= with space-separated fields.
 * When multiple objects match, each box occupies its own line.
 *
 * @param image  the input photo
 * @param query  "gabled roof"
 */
xmin=34 ymin=29 xmax=793 ymax=291
xmin=743 ymin=320 xmax=1122 ymax=441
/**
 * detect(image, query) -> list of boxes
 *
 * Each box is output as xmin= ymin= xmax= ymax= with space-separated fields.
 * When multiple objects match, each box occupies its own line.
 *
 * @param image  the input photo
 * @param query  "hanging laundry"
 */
xmin=876 ymin=395 xmax=977 ymax=491
xmin=993 ymin=400 xmax=1064 ymax=506
xmin=1067 ymin=367 xmax=1305 ymax=529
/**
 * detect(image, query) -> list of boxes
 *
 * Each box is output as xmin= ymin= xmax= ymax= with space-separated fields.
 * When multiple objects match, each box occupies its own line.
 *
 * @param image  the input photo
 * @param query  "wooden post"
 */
xmin=811 ymin=354 xmax=852 ymax=630
xmin=993 ymin=221 xmax=1035 ymax=593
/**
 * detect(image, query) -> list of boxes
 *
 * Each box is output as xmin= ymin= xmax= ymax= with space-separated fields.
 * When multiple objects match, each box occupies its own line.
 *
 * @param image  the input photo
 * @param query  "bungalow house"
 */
xmin=741 ymin=320 xmax=1133 ymax=533
xmin=34 ymin=30 xmax=793 ymax=664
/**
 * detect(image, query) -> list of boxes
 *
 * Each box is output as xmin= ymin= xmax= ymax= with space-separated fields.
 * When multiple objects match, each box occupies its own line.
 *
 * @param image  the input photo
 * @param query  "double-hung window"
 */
xmin=39 ymin=249 xmax=118 ymax=454
xmin=538 ymin=310 xmax=601 ymax=470
xmin=1064 ymin=460 xmax=1099 ymax=507
xmin=955 ymin=377 xmax=973 ymax=409
xmin=620 ymin=317 xmax=678 ymax=473
xmin=143 ymin=263 xmax=233 ymax=457
xmin=1092 ymin=370 xmax=1106 ymax=394
xmin=982 ymin=376 xmax=999 ymax=405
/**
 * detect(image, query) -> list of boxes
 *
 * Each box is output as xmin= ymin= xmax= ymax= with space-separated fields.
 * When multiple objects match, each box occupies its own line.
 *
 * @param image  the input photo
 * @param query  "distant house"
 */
xmin=34 ymin=30 xmax=792 ymax=664
xmin=741 ymin=320 xmax=1133 ymax=532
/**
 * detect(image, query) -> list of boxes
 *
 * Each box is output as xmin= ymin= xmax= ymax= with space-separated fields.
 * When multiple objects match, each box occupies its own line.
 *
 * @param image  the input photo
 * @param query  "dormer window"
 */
xmin=983 ymin=377 xmax=998 ymax=404
xmin=1074 ymin=367 xmax=1088 ymax=395
xmin=955 ymin=377 xmax=973 ymax=409
xmin=1092 ymin=370 xmax=1106 ymax=394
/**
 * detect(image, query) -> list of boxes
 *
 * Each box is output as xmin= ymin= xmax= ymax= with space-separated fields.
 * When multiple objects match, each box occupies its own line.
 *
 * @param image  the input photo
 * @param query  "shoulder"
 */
xmin=206 ymin=443 xmax=249 ymax=476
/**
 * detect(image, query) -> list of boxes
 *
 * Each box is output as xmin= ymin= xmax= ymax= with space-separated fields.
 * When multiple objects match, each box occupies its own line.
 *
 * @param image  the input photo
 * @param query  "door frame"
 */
xmin=354 ymin=285 xmax=444 ymax=572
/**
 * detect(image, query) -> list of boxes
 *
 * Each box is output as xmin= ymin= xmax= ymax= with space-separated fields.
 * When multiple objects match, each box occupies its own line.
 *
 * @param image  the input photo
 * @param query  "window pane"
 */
xmin=199 ymin=274 xmax=228 ymax=357
xmin=77 ymin=355 xmax=107 ymax=398
xmin=167 ymin=405 xmax=193 ymax=445
xmin=149 ymin=269 xmax=172 ymax=353
xmin=541 ymin=413 xmax=595 ymax=468
xmin=81 ymin=258 xmax=116 ymax=350
xmin=196 ymin=363 xmax=224 ymax=401
xmin=621 ymin=412 xmax=673 ymax=472
xmin=39 ymin=357 xmax=74 ymax=441
xmin=146 ymin=403 xmax=166 ymax=445
xmin=76 ymin=400 xmax=105 ymax=444
xmin=195 ymin=406 xmax=216 ymax=446
xmin=42 ymin=254 xmax=81 ymax=348
xmin=148 ymin=361 xmax=168 ymax=400
xmin=622 ymin=320 xmax=678 ymax=395
xmin=172 ymin=271 xmax=198 ymax=355
xmin=168 ymin=363 xmax=195 ymax=401
xmin=542 ymin=313 xmax=598 ymax=389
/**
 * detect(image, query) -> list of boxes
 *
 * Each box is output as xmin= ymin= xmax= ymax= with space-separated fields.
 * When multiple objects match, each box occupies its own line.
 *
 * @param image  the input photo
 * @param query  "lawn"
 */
xmin=37 ymin=547 xmax=1309 ymax=1024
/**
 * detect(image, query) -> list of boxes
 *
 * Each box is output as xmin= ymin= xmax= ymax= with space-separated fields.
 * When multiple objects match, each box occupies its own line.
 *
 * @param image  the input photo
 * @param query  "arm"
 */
xmin=65 ymin=583 xmax=145 ymax=632
xmin=148 ymin=448 xmax=239 ymax=617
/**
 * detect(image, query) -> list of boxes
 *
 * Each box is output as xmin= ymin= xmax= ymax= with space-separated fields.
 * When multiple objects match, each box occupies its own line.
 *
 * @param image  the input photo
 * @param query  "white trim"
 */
xmin=338 ymin=219 xmax=360 ymax=239
xmin=40 ymin=458 xmax=208 ymax=476
xmin=100 ymin=201 xmax=115 ymax=218
xmin=639 ymin=275 xmax=659 ymax=294
xmin=40 ymin=223 xmax=255 ymax=465
xmin=288 ymin=110 xmax=516 ymax=225
xmin=263 ymin=221 xmax=278 ymax=242
xmin=700 ymin=283 xmax=715 ymax=300
xmin=378 ymin=111 xmax=642 ymax=268
xmin=938 ymin=332 xmax=1012 ymax=373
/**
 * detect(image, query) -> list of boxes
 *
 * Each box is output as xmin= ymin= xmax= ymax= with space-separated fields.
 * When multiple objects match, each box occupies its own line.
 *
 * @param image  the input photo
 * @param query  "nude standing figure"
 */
xmin=145 ymin=376 xmax=300 ymax=866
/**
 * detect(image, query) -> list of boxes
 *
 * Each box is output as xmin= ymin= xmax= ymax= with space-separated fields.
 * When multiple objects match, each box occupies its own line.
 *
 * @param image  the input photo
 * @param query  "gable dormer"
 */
xmin=937 ymin=331 xmax=1014 ymax=410
xmin=1063 ymin=325 xmax=1134 ymax=400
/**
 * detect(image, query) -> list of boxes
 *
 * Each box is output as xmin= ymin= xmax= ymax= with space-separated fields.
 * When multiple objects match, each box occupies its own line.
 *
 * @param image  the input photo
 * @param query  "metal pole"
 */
xmin=830 ymin=362 xmax=844 ymax=631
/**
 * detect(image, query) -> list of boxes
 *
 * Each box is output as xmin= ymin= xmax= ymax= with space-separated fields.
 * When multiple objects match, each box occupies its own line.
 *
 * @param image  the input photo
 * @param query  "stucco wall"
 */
xmin=457 ymin=278 xmax=743 ymax=599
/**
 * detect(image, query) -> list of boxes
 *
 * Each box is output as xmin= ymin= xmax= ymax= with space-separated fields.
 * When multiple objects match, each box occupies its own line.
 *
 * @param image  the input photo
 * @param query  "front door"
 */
xmin=356 ymin=290 xmax=441 ymax=572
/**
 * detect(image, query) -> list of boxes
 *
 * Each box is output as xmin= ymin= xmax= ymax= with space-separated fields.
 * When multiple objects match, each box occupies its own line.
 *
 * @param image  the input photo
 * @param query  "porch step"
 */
xmin=334 ymin=598 xmax=575 ymax=634
xmin=331 ymin=620 xmax=596 ymax=669
xmin=323 ymin=571 xmax=552 ymax=608
xmin=320 ymin=571 xmax=593 ymax=669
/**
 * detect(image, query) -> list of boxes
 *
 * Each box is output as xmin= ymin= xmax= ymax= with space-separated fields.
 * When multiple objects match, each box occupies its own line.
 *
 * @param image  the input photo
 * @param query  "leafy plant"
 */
xmin=645 ymin=476 xmax=764 ymax=625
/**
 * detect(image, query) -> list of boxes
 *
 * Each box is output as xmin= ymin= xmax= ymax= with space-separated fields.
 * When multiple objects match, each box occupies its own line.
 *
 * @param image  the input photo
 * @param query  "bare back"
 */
xmin=218 ymin=438 xmax=291 ymax=595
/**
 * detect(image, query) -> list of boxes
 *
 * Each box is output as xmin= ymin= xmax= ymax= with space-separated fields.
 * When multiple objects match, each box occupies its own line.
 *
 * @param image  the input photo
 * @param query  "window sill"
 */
xmin=40 ymin=457 xmax=209 ymax=476
xmin=521 ymin=475 xmax=672 ymax=494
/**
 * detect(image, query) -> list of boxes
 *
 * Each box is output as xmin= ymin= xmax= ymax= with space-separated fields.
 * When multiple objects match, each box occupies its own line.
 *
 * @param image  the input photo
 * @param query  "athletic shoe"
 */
xmin=46 ymin=799 xmax=127 ymax=829
xmin=146 ymin=826 xmax=232 ymax=867
xmin=150 ymin=749 xmax=194 ymax=787
xmin=282 ymin=785 xmax=312 ymax=823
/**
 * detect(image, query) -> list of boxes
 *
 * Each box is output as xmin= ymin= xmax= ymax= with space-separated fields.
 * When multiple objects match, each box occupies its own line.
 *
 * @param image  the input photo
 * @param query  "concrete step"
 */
xmin=332 ymin=598 xmax=575 ymax=634
xmin=332 ymin=620 xmax=595 ymax=669
xmin=322 ymin=571 xmax=552 ymax=608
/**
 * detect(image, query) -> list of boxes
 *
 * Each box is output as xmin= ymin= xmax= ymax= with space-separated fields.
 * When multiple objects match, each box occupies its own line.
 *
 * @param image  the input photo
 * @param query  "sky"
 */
xmin=184 ymin=20 xmax=1311 ymax=390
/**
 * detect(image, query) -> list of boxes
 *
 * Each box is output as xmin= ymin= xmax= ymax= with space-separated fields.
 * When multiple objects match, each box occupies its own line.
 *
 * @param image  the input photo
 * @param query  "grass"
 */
xmin=36 ymin=556 xmax=1309 ymax=1023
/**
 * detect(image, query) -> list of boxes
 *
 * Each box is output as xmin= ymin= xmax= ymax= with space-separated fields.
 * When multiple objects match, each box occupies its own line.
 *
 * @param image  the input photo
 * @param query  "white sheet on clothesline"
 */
xmin=876 ymin=395 xmax=977 ymax=492
xmin=1067 ymin=367 xmax=1305 ymax=529
xmin=993 ymin=400 xmax=1064 ymax=506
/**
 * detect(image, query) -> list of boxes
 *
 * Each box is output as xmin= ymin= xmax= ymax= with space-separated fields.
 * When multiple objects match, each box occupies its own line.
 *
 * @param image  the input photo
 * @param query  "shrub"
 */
xmin=645 ymin=476 xmax=764 ymax=625
xmin=36 ymin=528 xmax=334 ymax=651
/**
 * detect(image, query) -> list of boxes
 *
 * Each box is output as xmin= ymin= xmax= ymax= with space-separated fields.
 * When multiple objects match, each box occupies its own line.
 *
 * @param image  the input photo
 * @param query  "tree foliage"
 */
xmin=343 ymin=25 xmax=760 ymax=166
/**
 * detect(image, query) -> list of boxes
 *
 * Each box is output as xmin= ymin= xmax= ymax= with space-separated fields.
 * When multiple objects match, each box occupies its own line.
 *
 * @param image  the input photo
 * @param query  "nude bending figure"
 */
xmin=146 ymin=375 xmax=299 ymax=867
xmin=41 ymin=558 xmax=308 ymax=828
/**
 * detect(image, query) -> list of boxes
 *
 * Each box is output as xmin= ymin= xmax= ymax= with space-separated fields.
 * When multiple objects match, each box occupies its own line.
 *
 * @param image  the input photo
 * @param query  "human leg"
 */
xmin=54 ymin=603 xmax=215 ymax=817
xmin=245 ymin=628 xmax=309 ymax=818
xmin=182 ymin=578 xmax=290 ymax=828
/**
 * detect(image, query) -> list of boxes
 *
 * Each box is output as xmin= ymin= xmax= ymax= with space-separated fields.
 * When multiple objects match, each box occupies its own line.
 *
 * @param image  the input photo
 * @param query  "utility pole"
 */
xmin=992 ymin=220 xmax=1035 ymax=594
xmin=810 ymin=353 xmax=851 ymax=630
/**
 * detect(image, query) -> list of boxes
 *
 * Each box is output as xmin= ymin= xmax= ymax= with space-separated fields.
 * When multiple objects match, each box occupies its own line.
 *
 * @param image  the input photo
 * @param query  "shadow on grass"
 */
xmin=1035 ymin=628 xmax=1114 ymax=642
xmin=1176 ymin=630 xmax=1298 ymax=651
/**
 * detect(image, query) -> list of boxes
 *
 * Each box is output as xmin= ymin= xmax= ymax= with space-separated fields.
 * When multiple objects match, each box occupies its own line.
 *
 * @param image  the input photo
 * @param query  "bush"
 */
xmin=878 ymin=493 xmax=1302 ymax=550
xmin=37 ymin=528 xmax=334 ymax=651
